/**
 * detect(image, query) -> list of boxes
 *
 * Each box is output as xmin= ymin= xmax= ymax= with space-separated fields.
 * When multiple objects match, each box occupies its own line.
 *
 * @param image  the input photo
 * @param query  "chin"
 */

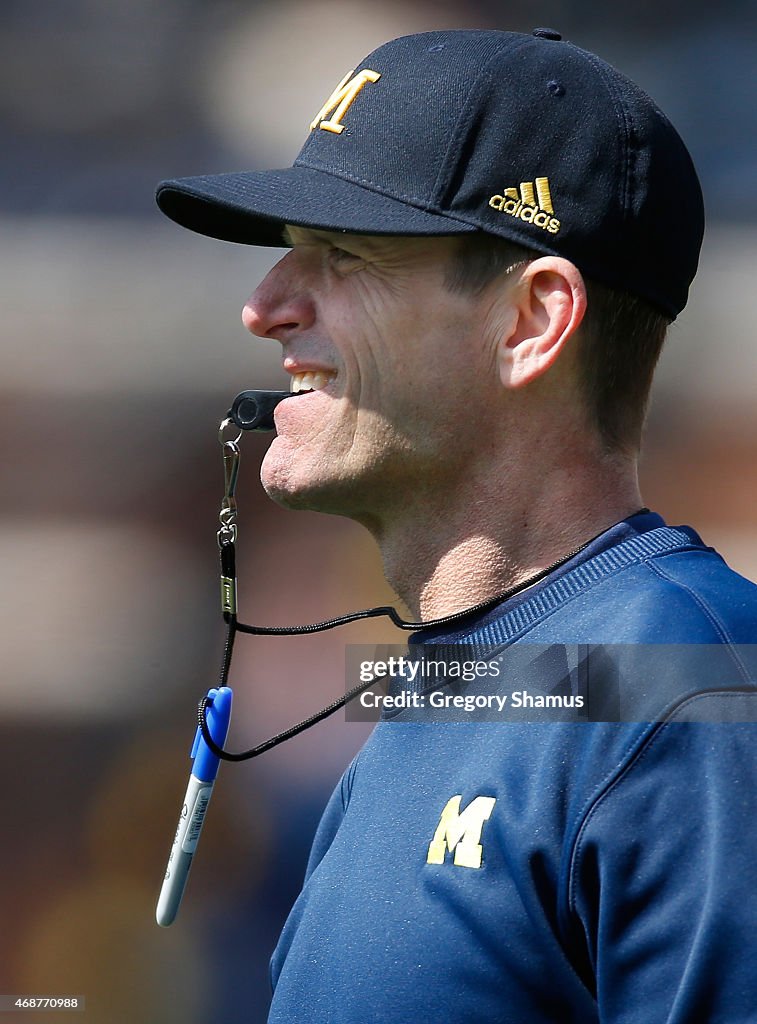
xmin=260 ymin=463 xmax=311 ymax=510
xmin=261 ymin=454 xmax=335 ymax=513
xmin=262 ymin=478 xmax=318 ymax=512
xmin=260 ymin=455 xmax=373 ymax=521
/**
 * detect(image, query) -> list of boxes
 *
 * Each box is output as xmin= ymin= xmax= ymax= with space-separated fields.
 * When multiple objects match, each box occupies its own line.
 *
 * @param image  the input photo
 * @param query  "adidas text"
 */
xmin=488 ymin=195 xmax=560 ymax=234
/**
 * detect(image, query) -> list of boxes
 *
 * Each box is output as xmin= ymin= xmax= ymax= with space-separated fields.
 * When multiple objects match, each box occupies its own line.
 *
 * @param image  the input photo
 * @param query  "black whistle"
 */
xmin=228 ymin=390 xmax=299 ymax=431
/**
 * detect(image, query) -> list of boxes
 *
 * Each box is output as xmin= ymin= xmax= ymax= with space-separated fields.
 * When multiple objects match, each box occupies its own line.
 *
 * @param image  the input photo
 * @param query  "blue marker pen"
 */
xmin=156 ymin=686 xmax=232 ymax=927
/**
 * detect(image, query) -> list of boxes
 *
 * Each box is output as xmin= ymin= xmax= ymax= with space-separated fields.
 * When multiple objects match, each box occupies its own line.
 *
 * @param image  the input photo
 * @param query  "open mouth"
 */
xmin=289 ymin=371 xmax=335 ymax=394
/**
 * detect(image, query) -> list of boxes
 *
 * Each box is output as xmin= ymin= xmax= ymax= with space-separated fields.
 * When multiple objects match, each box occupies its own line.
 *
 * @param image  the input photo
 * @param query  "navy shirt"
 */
xmin=268 ymin=515 xmax=757 ymax=1023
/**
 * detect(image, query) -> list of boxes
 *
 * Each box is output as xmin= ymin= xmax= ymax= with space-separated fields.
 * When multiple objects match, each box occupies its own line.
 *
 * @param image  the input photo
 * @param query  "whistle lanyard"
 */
xmin=202 ymin=420 xmax=429 ymax=763
xmin=198 ymin=415 xmax=648 ymax=763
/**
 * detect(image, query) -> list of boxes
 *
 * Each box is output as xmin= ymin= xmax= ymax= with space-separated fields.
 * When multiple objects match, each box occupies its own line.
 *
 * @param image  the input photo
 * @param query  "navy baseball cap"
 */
xmin=156 ymin=28 xmax=704 ymax=319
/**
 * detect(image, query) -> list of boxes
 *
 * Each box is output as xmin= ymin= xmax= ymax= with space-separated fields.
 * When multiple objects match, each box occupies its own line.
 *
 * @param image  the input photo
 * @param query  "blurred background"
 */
xmin=2 ymin=1 xmax=756 ymax=1020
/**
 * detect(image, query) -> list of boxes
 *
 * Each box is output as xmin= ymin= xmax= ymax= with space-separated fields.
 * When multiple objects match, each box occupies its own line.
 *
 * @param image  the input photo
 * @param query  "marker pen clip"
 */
xmin=156 ymin=686 xmax=233 ymax=927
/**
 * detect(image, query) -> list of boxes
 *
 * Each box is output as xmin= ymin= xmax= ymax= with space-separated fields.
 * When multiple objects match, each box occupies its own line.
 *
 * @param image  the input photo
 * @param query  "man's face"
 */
xmin=242 ymin=228 xmax=500 ymax=525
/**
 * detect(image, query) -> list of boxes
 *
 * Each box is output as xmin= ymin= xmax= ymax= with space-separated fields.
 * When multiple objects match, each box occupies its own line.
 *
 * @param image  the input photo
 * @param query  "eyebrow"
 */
xmin=284 ymin=225 xmax=330 ymax=246
xmin=283 ymin=225 xmax=385 ymax=252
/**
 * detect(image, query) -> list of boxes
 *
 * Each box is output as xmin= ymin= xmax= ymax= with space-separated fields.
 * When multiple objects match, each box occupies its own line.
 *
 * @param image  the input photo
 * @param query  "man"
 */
xmin=157 ymin=29 xmax=757 ymax=1023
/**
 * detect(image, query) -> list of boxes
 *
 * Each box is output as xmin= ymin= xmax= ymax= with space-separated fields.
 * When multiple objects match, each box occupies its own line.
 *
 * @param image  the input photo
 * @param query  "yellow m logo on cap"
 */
xmin=427 ymin=795 xmax=496 ymax=869
xmin=310 ymin=68 xmax=381 ymax=134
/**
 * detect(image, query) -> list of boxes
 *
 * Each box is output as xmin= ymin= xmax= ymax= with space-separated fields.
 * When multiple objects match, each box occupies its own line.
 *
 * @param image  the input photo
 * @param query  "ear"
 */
xmin=497 ymin=257 xmax=587 ymax=390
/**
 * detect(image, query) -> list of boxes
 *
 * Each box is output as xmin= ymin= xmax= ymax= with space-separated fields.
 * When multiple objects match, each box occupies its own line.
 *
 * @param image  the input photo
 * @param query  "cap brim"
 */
xmin=155 ymin=164 xmax=479 ymax=246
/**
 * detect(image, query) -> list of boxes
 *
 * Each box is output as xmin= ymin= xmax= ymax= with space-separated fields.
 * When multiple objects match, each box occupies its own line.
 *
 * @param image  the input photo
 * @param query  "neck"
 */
xmin=372 ymin=451 xmax=643 ymax=621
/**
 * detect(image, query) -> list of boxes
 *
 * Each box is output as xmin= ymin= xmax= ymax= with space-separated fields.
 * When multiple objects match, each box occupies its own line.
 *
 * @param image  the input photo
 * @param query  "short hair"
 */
xmin=445 ymin=234 xmax=670 ymax=453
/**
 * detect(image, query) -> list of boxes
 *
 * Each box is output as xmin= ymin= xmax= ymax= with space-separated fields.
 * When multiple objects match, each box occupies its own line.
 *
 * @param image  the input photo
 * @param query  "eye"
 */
xmin=326 ymin=244 xmax=365 ymax=273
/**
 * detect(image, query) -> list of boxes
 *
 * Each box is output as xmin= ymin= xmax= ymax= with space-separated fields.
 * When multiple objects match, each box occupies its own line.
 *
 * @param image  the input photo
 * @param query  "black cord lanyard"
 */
xmin=198 ymin=409 xmax=649 ymax=762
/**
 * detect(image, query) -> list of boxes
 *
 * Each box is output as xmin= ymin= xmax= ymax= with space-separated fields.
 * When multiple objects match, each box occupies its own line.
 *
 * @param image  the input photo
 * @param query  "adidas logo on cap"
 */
xmin=489 ymin=177 xmax=561 ymax=234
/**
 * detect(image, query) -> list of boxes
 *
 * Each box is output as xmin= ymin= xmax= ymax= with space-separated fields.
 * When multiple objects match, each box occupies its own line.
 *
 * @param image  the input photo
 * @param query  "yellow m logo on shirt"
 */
xmin=310 ymin=68 xmax=381 ymax=134
xmin=427 ymin=795 xmax=497 ymax=869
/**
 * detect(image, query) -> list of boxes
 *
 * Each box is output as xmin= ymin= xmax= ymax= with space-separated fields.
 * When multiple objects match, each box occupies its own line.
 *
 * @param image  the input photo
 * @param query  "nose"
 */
xmin=242 ymin=251 xmax=316 ymax=341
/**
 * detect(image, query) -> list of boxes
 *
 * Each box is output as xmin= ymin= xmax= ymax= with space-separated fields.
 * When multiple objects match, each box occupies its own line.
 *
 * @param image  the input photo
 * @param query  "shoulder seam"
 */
xmin=562 ymin=688 xmax=757 ymax=930
xmin=644 ymin=560 xmax=753 ymax=684
xmin=646 ymin=559 xmax=735 ymax=643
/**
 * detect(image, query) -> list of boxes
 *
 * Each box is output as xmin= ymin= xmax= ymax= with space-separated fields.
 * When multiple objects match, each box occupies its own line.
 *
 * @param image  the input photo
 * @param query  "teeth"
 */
xmin=290 ymin=371 xmax=334 ymax=393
